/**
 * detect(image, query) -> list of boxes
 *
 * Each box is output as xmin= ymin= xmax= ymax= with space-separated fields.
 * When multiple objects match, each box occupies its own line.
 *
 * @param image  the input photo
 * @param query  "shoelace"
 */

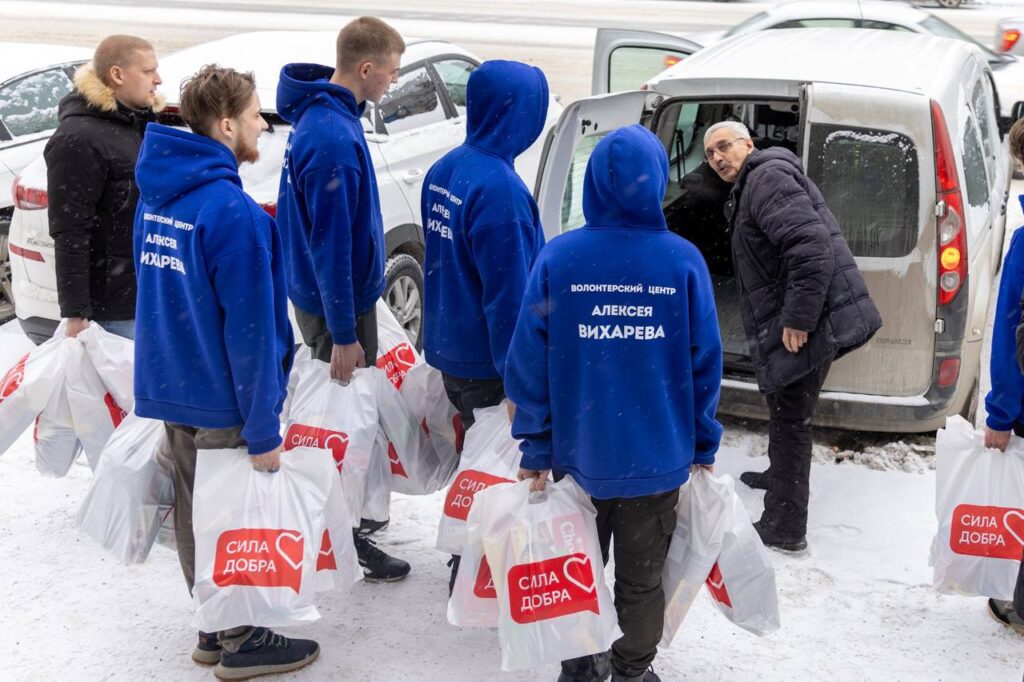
xmin=251 ymin=629 xmax=288 ymax=650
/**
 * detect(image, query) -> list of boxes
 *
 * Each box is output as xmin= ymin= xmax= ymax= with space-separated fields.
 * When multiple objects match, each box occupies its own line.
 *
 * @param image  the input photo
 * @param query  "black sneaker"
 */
xmin=357 ymin=517 xmax=389 ymax=536
xmin=987 ymin=598 xmax=1024 ymax=635
xmin=354 ymin=533 xmax=411 ymax=582
xmin=192 ymin=630 xmax=221 ymax=665
xmin=559 ymin=651 xmax=611 ymax=681
xmin=754 ymin=520 xmax=807 ymax=552
xmin=611 ymin=666 xmax=661 ymax=682
xmin=740 ymin=470 xmax=771 ymax=490
xmin=213 ymin=628 xmax=319 ymax=680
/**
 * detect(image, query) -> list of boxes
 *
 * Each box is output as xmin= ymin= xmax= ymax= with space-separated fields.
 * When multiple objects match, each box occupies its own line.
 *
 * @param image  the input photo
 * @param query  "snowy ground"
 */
xmin=0 ymin=322 xmax=1021 ymax=682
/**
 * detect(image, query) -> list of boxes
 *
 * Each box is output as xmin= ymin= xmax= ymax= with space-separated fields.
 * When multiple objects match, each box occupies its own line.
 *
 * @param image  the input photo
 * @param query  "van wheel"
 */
xmin=384 ymin=253 xmax=424 ymax=351
xmin=959 ymin=377 xmax=979 ymax=425
xmin=935 ymin=0 xmax=961 ymax=7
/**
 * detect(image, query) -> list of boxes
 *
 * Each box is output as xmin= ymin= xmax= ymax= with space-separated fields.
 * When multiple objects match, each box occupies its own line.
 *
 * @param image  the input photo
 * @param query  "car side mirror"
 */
xmin=999 ymin=101 xmax=1024 ymax=137
xmin=1013 ymin=100 xmax=1024 ymax=121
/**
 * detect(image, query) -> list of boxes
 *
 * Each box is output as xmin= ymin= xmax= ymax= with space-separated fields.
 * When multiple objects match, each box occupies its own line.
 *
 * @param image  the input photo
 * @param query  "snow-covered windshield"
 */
xmin=0 ymin=68 xmax=72 ymax=138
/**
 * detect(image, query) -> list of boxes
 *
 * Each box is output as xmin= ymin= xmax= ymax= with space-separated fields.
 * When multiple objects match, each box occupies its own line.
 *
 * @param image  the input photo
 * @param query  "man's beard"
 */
xmin=236 ymin=138 xmax=260 ymax=165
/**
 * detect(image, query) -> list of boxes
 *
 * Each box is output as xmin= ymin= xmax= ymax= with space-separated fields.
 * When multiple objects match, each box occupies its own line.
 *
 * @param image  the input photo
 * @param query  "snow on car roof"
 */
xmin=0 ymin=43 xmax=91 ymax=83
xmin=652 ymin=28 xmax=981 ymax=97
xmin=156 ymin=31 xmax=476 ymax=112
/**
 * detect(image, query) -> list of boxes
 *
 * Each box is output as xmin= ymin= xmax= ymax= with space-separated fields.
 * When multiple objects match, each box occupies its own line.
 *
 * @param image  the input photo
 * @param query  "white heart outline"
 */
xmin=275 ymin=530 xmax=305 ymax=571
xmin=707 ymin=574 xmax=727 ymax=591
xmin=562 ymin=554 xmax=596 ymax=595
xmin=1002 ymin=509 xmax=1024 ymax=548
xmin=318 ymin=530 xmax=334 ymax=558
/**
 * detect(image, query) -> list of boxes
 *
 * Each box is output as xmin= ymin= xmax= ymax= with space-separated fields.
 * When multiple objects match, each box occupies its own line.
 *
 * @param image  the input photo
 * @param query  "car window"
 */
xmin=377 ymin=65 xmax=445 ymax=135
xmin=920 ymin=16 xmax=1000 ymax=61
xmin=0 ymin=68 xmax=73 ymax=137
xmin=962 ymin=114 xmax=990 ymax=210
xmin=860 ymin=20 xmax=913 ymax=32
xmin=770 ymin=19 xmax=856 ymax=29
xmin=971 ymin=78 xmax=995 ymax=161
xmin=608 ymin=46 xmax=688 ymax=93
xmin=807 ymin=124 xmax=919 ymax=258
xmin=724 ymin=11 xmax=769 ymax=37
xmin=560 ymin=132 xmax=610 ymax=232
xmin=432 ymin=58 xmax=476 ymax=117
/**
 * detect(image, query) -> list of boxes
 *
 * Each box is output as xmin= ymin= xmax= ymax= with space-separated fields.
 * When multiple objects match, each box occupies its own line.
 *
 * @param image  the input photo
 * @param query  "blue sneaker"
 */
xmin=192 ymin=631 xmax=221 ymax=665
xmin=213 ymin=628 xmax=319 ymax=680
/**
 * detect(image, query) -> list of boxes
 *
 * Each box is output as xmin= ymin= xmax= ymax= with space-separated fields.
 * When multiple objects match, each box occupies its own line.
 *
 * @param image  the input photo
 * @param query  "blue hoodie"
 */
xmin=133 ymin=124 xmax=295 ymax=456
xmin=421 ymin=60 xmax=549 ymax=379
xmin=985 ymin=210 xmax=1024 ymax=431
xmin=275 ymin=64 xmax=385 ymax=344
xmin=504 ymin=125 xmax=724 ymax=499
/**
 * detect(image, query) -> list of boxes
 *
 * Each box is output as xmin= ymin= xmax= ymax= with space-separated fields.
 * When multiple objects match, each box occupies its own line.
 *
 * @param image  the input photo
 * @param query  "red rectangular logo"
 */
xmin=283 ymin=424 xmax=349 ymax=470
xmin=213 ymin=528 xmax=305 ymax=593
xmin=104 ymin=392 xmax=126 ymax=428
xmin=443 ymin=469 xmax=514 ymax=521
xmin=507 ymin=552 xmax=600 ymax=623
xmin=473 ymin=555 xmax=496 ymax=599
xmin=316 ymin=529 xmax=336 ymax=571
xmin=705 ymin=562 xmax=732 ymax=607
xmin=0 ymin=353 xmax=28 ymax=404
xmin=949 ymin=504 xmax=1024 ymax=560
xmin=376 ymin=343 xmax=417 ymax=389
xmin=388 ymin=441 xmax=408 ymax=477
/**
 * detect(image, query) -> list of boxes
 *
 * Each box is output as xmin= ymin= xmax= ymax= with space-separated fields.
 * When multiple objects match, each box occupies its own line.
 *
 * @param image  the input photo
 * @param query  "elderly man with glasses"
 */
xmin=704 ymin=120 xmax=881 ymax=552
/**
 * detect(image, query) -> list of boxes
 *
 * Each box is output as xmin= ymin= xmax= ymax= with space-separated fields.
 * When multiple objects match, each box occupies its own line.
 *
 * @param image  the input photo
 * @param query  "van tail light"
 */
xmin=1000 ymin=29 xmax=1021 ymax=53
xmin=12 ymin=176 xmax=48 ymax=210
xmin=931 ymin=100 xmax=967 ymax=307
xmin=937 ymin=357 xmax=961 ymax=388
xmin=259 ymin=203 xmax=277 ymax=218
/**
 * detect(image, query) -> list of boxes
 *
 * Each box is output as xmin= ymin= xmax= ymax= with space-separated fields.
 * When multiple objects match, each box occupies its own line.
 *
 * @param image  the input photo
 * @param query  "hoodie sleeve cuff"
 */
xmin=248 ymin=433 xmax=283 ymax=457
xmin=329 ymin=327 xmax=357 ymax=346
xmin=518 ymin=440 xmax=552 ymax=472
xmin=985 ymin=414 xmax=1014 ymax=433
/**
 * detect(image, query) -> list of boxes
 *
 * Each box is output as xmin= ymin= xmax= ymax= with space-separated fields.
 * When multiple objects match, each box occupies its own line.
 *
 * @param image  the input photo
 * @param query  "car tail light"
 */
xmin=937 ymin=357 xmax=960 ymax=387
xmin=12 ymin=176 xmax=48 ymax=210
xmin=9 ymin=243 xmax=45 ymax=262
xmin=664 ymin=54 xmax=682 ymax=68
xmin=259 ymin=203 xmax=277 ymax=218
xmin=931 ymin=100 xmax=967 ymax=307
xmin=1000 ymin=29 xmax=1021 ymax=53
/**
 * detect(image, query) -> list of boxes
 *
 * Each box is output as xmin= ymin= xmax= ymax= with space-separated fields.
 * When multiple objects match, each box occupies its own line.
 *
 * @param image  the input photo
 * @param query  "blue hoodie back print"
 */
xmin=421 ymin=60 xmax=549 ymax=380
xmin=505 ymin=125 xmax=724 ymax=499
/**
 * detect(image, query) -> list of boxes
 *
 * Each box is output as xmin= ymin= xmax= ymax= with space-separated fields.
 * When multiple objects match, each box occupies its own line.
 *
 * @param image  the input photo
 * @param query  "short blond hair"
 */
xmin=1009 ymin=117 xmax=1024 ymax=163
xmin=336 ymin=17 xmax=405 ymax=73
xmin=93 ymin=34 xmax=154 ymax=86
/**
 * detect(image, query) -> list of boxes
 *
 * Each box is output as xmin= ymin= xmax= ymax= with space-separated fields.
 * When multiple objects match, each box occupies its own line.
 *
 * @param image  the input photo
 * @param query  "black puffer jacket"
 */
xmin=725 ymin=147 xmax=881 ymax=393
xmin=44 ymin=65 xmax=160 ymax=320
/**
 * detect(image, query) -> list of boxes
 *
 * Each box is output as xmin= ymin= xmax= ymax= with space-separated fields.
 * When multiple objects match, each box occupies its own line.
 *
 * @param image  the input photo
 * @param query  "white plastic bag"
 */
xmin=437 ymin=404 xmax=519 ymax=554
xmin=314 ymin=464 xmax=362 ymax=593
xmin=34 ymin=382 xmax=83 ymax=477
xmin=932 ymin=415 xmax=1024 ymax=600
xmin=661 ymin=470 xmax=733 ymax=646
xmin=448 ymin=500 xmax=500 ymax=627
xmin=78 ymin=323 xmax=135 ymax=411
xmin=191 ymin=446 xmax=333 ymax=632
xmin=399 ymin=362 xmax=464 ymax=463
xmin=66 ymin=337 xmax=129 ymax=470
xmin=369 ymin=367 xmax=457 ymax=496
xmin=475 ymin=477 xmax=619 ymax=671
xmin=0 ymin=323 xmax=70 ymax=456
xmin=704 ymin=474 xmax=780 ymax=636
xmin=283 ymin=353 xmax=378 ymax=526
xmin=374 ymin=299 xmax=421 ymax=391
xmin=364 ymin=426 xmax=393 ymax=523
xmin=76 ymin=412 xmax=172 ymax=563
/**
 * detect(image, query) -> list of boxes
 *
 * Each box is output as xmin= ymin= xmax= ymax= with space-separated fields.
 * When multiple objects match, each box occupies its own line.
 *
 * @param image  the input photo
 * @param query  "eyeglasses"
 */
xmin=705 ymin=138 xmax=742 ymax=160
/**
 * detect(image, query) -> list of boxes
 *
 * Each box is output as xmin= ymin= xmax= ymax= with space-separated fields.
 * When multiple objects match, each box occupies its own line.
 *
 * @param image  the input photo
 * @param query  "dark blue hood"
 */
xmin=583 ymin=125 xmax=668 ymax=230
xmin=465 ymin=60 xmax=549 ymax=162
xmin=276 ymin=63 xmax=364 ymax=124
xmin=135 ymin=123 xmax=240 ymax=207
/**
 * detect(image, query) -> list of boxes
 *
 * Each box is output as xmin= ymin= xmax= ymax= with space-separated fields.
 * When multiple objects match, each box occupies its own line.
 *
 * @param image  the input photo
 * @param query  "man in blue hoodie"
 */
xmin=134 ymin=66 xmax=318 ymax=679
xmin=421 ymin=59 xmax=549 ymax=592
xmin=507 ymin=125 xmax=724 ymax=682
xmin=276 ymin=16 xmax=409 ymax=582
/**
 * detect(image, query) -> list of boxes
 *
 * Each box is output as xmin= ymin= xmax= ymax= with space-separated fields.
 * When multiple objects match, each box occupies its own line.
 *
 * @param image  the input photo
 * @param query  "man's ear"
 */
xmin=359 ymin=60 xmax=372 ymax=79
xmin=219 ymin=116 xmax=233 ymax=138
xmin=108 ymin=65 xmax=124 ymax=87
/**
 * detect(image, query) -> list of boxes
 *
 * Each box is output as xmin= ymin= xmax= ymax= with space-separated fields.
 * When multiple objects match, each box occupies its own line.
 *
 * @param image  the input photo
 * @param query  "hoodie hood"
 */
xmin=582 ymin=125 xmax=668 ymax=230
xmin=135 ymin=123 xmax=240 ymax=207
xmin=276 ymin=63 xmax=363 ymax=124
xmin=465 ymin=60 xmax=549 ymax=162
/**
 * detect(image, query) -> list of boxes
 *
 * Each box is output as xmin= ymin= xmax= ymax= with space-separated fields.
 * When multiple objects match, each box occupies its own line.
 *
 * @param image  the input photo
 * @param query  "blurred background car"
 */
xmin=995 ymin=16 xmax=1024 ymax=55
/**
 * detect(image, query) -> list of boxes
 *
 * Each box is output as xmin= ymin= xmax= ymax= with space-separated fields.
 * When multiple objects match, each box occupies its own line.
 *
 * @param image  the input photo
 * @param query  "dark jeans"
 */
xmin=441 ymin=372 xmax=506 ymax=595
xmin=293 ymin=306 xmax=378 ymax=367
xmin=158 ymin=422 xmax=253 ymax=651
xmin=1016 ymin=547 xmax=1024 ymax=619
xmin=561 ymin=488 xmax=679 ymax=680
xmin=760 ymin=357 xmax=833 ymax=538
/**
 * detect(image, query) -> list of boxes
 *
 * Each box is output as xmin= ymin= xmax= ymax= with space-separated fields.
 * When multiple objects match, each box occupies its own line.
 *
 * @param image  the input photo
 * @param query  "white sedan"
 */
xmin=8 ymin=31 xmax=561 ymax=344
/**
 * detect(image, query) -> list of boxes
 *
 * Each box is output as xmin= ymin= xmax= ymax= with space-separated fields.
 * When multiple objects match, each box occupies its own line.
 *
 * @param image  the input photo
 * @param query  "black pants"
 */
xmin=442 ymin=372 xmax=506 ymax=595
xmin=561 ymin=489 xmax=679 ymax=680
xmin=760 ymin=358 xmax=833 ymax=538
xmin=293 ymin=306 xmax=378 ymax=367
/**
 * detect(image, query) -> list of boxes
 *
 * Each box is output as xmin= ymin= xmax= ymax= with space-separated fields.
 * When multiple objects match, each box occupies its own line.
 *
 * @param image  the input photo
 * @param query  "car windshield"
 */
xmin=921 ymin=15 xmax=1004 ymax=64
xmin=724 ymin=11 xmax=769 ymax=37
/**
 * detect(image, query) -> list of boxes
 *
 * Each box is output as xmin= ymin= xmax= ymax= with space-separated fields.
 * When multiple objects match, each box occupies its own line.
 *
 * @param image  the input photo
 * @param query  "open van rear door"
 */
xmin=592 ymin=28 xmax=702 ymax=95
xmin=534 ymin=90 xmax=664 ymax=241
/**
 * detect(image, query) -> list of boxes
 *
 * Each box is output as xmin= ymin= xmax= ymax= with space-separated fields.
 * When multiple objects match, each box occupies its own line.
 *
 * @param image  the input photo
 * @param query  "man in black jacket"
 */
xmin=706 ymin=120 xmax=881 ymax=551
xmin=44 ymin=34 xmax=163 ymax=340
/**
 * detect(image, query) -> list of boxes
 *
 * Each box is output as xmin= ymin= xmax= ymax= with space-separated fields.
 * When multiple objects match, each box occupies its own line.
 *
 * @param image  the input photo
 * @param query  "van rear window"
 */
xmin=806 ymin=124 xmax=919 ymax=258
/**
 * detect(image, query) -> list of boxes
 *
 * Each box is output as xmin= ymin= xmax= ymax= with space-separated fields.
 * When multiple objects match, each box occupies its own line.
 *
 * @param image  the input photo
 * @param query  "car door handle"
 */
xmin=402 ymin=169 xmax=423 ymax=184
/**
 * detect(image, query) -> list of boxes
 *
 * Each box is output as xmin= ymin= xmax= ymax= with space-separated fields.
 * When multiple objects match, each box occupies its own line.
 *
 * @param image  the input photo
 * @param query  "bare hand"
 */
xmin=250 ymin=445 xmax=282 ymax=472
xmin=782 ymin=327 xmax=808 ymax=353
xmin=506 ymin=401 xmax=516 ymax=424
xmin=330 ymin=341 xmax=365 ymax=383
xmin=66 ymin=317 xmax=89 ymax=338
xmin=984 ymin=427 xmax=1011 ymax=452
xmin=518 ymin=468 xmax=550 ymax=492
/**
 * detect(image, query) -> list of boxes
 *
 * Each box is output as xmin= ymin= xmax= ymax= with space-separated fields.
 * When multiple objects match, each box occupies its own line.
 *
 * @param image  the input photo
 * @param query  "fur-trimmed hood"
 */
xmin=71 ymin=63 xmax=165 ymax=115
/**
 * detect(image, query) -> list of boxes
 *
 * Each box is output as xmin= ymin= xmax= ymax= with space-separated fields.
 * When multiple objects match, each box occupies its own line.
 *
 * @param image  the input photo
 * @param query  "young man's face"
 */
xmin=110 ymin=49 xmax=161 ymax=110
xmin=227 ymin=92 xmax=268 ymax=165
xmin=705 ymin=127 xmax=754 ymax=184
xmin=361 ymin=51 xmax=402 ymax=104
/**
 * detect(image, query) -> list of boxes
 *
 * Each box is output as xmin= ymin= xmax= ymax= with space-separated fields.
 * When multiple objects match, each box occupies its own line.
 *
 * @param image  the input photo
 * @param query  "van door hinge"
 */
xmin=935 ymin=200 xmax=947 ymax=218
xmin=935 ymin=319 xmax=945 ymax=334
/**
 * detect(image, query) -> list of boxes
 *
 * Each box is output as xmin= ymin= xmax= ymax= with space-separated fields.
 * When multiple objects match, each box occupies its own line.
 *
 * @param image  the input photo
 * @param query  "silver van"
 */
xmin=535 ymin=28 xmax=1015 ymax=432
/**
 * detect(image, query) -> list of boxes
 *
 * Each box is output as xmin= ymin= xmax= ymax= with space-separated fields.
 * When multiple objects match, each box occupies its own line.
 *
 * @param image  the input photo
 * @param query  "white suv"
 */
xmin=9 ymin=31 xmax=561 ymax=344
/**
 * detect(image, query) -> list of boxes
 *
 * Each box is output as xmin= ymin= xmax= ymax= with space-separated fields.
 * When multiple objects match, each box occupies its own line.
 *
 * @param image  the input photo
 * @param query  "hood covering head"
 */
xmin=465 ymin=60 xmax=549 ymax=162
xmin=276 ymin=63 xmax=362 ymax=124
xmin=583 ymin=125 xmax=668 ymax=230
xmin=135 ymin=123 xmax=240 ymax=207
